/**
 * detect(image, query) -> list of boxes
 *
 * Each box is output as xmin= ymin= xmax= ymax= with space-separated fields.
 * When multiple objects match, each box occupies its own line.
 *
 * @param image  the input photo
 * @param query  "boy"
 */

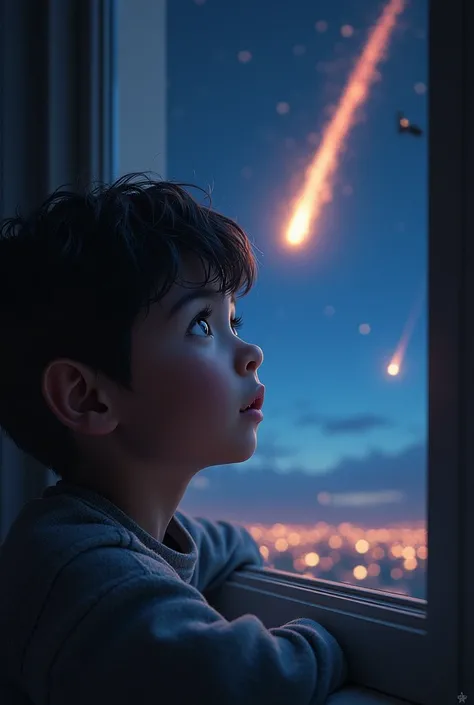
xmin=0 ymin=174 xmax=347 ymax=704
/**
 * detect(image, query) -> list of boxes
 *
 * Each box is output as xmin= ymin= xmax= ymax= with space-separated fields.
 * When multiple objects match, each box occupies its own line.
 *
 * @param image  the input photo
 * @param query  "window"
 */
xmin=114 ymin=1 xmax=471 ymax=701
xmin=169 ymin=0 xmax=429 ymax=604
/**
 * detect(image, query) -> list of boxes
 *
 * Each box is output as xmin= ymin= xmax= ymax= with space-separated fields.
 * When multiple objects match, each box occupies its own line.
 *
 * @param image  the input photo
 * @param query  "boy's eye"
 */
xmin=189 ymin=317 xmax=212 ymax=337
xmin=231 ymin=315 xmax=243 ymax=337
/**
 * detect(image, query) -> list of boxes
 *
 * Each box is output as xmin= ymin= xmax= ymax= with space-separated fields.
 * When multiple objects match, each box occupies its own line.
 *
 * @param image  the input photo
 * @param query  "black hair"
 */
xmin=0 ymin=172 xmax=257 ymax=478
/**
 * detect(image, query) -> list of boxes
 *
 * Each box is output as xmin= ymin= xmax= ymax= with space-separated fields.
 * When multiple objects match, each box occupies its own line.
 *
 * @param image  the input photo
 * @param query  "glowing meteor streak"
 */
xmin=387 ymin=285 xmax=426 ymax=377
xmin=285 ymin=0 xmax=406 ymax=246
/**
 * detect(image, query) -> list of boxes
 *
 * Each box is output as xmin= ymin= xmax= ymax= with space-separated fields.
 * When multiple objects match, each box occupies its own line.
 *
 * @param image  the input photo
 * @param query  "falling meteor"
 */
xmin=285 ymin=0 xmax=406 ymax=246
xmin=387 ymin=285 xmax=426 ymax=377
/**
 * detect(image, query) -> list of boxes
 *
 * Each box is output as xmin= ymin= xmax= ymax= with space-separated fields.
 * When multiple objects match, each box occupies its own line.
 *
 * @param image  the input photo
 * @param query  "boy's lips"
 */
xmin=239 ymin=385 xmax=265 ymax=413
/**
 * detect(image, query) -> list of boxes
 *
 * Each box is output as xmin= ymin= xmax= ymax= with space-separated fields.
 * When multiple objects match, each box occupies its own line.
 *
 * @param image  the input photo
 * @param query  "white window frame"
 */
xmin=115 ymin=1 xmax=469 ymax=703
xmin=115 ymin=0 xmax=166 ymax=179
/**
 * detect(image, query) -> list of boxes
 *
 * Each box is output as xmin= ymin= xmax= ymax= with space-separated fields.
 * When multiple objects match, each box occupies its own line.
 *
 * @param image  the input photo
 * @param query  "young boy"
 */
xmin=0 ymin=174 xmax=347 ymax=705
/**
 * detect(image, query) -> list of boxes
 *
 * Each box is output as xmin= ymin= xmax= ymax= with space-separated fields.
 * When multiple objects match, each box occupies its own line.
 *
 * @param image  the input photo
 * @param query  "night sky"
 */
xmin=168 ymin=0 xmax=428 ymax=525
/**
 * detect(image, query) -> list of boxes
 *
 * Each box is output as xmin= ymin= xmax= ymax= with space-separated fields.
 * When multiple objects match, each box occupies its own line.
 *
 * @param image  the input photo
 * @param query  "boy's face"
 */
xmin=113 ymin=260 xmax=264 ymax=473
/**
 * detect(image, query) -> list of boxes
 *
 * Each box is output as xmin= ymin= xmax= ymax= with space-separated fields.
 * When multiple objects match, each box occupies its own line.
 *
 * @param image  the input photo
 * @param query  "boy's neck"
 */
xmin=68 ymin=460 xmax=193 ymax=543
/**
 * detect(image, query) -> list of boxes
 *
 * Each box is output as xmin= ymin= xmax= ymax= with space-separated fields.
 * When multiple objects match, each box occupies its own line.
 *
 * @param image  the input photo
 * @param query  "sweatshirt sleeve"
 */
xmin=48 ymin=568 xmax=347 ymax=705
xmin=176 ymin=511 xmax=264 ymax=593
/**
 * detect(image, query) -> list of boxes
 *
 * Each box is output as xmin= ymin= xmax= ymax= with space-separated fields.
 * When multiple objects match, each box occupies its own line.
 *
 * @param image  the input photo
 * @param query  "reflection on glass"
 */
xmin=170 ymin=0 xmax=428 ymax=600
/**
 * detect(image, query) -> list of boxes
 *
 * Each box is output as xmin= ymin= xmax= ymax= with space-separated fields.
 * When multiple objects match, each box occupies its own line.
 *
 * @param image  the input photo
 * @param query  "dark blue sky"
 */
xmin=168 ymin=0 xmax=428 ymax=521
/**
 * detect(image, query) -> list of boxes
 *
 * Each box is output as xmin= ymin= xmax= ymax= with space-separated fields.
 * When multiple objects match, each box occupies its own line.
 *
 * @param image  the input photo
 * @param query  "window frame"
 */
xmin=150 ymin=0 xmax=470 ymax=702
xmin=460 ymin=0 xmax=474 ymax=698
xmin=114 ymin=0 xmax=166 ymax=179
xmin=208 ymin=570 xmax=428 ymax=700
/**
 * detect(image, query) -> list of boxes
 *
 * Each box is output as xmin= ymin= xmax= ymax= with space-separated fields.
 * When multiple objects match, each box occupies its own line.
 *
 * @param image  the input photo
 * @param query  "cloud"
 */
xmin=180 ymin=442 xmax=426 ymax=527
xmin=298 ymin=412 xmax=391 ymax=435
xmin=323 ymin=413 xmax=391 ymax=435
xmin=317 ymin=490 xmax=404 ymax=508
xmin=253 ymin=438 xmax=296 ymax=461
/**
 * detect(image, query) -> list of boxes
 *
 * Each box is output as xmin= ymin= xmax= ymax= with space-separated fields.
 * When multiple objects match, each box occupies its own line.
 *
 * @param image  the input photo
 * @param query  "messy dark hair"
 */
xmin=0 ymin=172 xmax=257 ymax=479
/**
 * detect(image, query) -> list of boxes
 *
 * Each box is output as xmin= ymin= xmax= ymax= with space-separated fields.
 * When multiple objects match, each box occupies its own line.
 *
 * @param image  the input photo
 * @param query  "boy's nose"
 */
xmin=236 ymin=342 xmax=264 ymax=375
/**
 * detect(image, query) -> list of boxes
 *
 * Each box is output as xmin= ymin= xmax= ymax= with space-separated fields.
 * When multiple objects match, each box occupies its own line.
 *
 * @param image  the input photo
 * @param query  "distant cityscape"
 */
xmin=244 ymin=520 xmax=426 ymax=599
xmin=181 ymin=454 xmax=427 ymax=599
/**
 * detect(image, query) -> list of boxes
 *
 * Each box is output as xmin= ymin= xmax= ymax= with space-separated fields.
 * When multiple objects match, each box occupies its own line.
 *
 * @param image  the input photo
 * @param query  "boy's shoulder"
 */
xmin=0 ymin=487 xmax=199 ymax=694
xmin=0 ymin=484 xmax=202 ymax=681
xmin=0 ymin=487 xmax=195 ymax=594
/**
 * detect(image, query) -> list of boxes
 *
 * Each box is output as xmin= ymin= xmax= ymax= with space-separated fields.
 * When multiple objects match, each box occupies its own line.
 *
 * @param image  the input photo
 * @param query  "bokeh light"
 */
xmin=276 ymin=102 xmax=290 ymax=115
xmin=341 ymin=24 xmax=354 ymax=37
xmin=414 ymin=81 xmax=427 ymax=94
xmin=237 ymin=50 xmax=252 ymax=63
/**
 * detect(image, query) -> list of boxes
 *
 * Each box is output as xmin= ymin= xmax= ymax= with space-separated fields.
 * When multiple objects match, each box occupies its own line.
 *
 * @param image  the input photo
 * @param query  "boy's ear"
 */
xmin=42 ymin=359 xmax=119 ymax=436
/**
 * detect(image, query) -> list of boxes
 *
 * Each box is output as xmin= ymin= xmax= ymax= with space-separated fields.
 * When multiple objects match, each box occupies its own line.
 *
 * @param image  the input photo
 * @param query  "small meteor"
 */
xmin=387 ymin=285 xmax=426 ymax=377
xmin=285 ymin=0 xmax=406 ymax=247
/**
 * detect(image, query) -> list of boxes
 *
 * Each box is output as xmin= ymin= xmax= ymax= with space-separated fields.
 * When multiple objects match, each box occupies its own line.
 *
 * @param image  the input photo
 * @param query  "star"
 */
xmin=458 ymin=693 xmax=467 ymax=703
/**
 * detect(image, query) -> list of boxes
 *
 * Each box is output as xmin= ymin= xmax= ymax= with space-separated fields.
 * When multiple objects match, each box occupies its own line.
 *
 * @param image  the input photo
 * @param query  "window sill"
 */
xmin=207 ymin=568 xmax=430 ymax=703
xmin=328 ymin=685 xmax=412 ymax=705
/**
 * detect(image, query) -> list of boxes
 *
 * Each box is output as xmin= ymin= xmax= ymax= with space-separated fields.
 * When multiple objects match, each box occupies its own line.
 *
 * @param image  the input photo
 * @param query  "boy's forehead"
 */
xmin=175 ymin=257 xmax=216 ymax=286
xmin=164 ymin=258 xmax=235 ymax=306
xmin=138 ymin=258 xmax=237 ymax=327
xmin=164 ymin=279 xmax=235 ymax=311
xmin=137 ymin=281 xmax=236 ymax=329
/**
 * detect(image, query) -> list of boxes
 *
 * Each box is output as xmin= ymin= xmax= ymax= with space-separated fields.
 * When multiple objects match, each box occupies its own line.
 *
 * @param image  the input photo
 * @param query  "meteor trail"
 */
xmin=285 ymin=0 xmax=406 ymax=247
xmin=387 ymin=284 xmax=426 ymax=377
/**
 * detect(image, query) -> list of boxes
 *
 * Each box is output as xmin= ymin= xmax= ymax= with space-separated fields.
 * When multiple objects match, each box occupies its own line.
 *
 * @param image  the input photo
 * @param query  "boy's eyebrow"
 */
xmin=166 ymin=288 xmax=236 ymax=319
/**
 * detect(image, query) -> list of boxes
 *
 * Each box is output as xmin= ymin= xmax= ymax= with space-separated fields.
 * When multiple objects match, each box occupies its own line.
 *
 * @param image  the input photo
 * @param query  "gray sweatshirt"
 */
xmin=0 ymin=480 xmax=347 ymax=705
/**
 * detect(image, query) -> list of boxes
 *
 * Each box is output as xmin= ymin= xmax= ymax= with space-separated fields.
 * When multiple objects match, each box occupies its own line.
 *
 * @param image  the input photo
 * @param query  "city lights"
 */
xmin=249 ymin=520 xmax=426 ymax=597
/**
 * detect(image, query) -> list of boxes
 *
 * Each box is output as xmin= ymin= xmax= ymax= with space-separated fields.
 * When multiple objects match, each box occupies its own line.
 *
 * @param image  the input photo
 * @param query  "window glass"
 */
xmin=170 ymin=0 xmax=428 ymax=599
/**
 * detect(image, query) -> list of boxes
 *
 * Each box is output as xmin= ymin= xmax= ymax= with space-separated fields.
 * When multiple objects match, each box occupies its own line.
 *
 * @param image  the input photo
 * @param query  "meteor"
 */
xmin=387 ymin=285 xmax=426 ymax=377
xmin=285 ymin=0 xmax=406 ymax=247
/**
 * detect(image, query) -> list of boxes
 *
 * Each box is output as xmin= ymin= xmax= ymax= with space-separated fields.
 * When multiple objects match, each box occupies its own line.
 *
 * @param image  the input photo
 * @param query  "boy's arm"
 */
xmin=176 ymin=511 xmax=264 ymax=593
xmin=48 ymin=563 xmax=348 ymax=705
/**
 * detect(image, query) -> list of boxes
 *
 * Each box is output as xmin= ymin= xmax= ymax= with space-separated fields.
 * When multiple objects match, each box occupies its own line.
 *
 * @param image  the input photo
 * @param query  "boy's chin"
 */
xmin=200 ymin=428 xmax=261 ymax=468
xmin=203 ymin=438 xmax=258 ymax=468
xmin=225 ymin=435 xmax=259 ymax=465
